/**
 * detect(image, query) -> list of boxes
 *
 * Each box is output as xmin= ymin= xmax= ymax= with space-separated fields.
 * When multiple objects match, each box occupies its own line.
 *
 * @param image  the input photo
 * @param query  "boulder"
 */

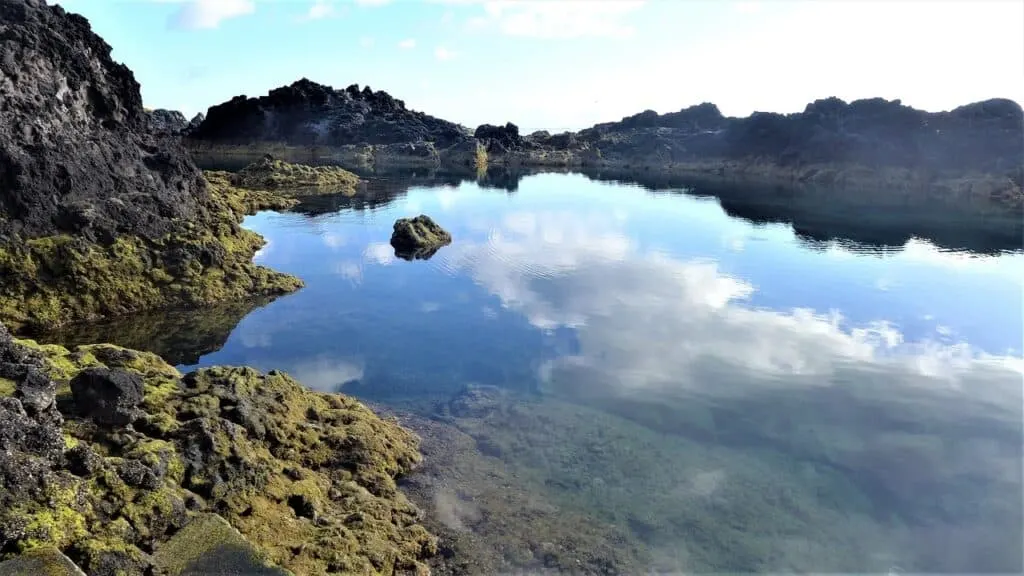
xmin=70 ymin=367 xmax=144 ymax=425
xmin=14 ymin=366 xmax=56 ymax=415
xmin=0 ymin=547 xmax=86 ymax=576
xmin=390 ymin=215 xmax=452 ymax=258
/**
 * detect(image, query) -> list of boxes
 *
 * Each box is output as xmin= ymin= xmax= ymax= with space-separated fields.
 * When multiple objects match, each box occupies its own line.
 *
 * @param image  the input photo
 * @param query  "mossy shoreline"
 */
xmin=0 ymin=159 xmax=361 ymax=333
xmin=0 ymin=330 xmax=436 ymax=575
xmin=186 ymin=141 xmax=1023 ymax=212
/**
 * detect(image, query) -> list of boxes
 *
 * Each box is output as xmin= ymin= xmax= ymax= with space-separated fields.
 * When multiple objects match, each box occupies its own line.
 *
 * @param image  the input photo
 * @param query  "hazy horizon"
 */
xmin=49 ymin=0 xmax=1024 ymax=133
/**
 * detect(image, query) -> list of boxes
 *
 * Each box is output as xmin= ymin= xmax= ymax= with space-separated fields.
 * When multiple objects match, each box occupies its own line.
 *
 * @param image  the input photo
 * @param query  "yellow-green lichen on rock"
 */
xmin=229 ymin=155 xmax=361 ymax=192
xmin=0 ymin=175 xmax=305 ymax=332
xmin=0 ymin=333 xmax=436 ymax=576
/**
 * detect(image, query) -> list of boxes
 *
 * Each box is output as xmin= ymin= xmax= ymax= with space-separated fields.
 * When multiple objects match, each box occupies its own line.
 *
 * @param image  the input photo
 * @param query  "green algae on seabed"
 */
xmin=0 ymin=175 xmax=304 ymax=332
xmin=2 ymin=337 xmax=436 ymax=575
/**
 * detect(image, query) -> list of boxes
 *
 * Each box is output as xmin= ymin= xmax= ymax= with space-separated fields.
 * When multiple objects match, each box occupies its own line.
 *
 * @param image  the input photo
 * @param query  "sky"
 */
xmin=48 ymin=0 xmax=1024 ymax=133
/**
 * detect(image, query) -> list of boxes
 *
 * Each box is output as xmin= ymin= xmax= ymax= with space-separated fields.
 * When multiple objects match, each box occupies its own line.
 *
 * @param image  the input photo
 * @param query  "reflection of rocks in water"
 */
xmin=580 ymin=169 xmax=1023 ymax=254
xmin=23 ymin=297 xmax=277 ymax=366
xmin=394 ymin=246 xmax=442 ymax=261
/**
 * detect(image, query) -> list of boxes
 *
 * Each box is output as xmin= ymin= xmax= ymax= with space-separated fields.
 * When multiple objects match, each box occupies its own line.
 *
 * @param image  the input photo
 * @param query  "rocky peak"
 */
xmin=0 ymin=0 xmax=208 ymax=242
xmin=145 ymin=108 xmax=188 ymax=135
xmin=190 ymin=78 xmax=464 ymax=147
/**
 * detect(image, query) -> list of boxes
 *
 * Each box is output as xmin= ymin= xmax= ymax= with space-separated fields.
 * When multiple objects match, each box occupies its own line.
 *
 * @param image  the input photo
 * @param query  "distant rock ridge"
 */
xmin=190 ymin=77 xmax=467 ymax=148
xmin=580 ymin=97 xmax=1024 ymax=177
xmin=145 ymin=109 xmax=204 ymax=136
xmin=187 ymin=77 xmax=1022 ymax=206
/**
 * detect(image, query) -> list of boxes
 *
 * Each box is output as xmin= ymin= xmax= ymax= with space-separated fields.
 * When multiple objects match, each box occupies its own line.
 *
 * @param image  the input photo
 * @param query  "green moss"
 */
xmin=0 ymin=172 xmax=304 ymax=332
xmin=12 ymin=483 xmax=89 ymax=554
xmin=228 ymin=156 xmax=361 ymax=192
xmin=0 ymin=377 xmax=14 ymax=397
xmin=2 ymin=337 xmax=435 ymax=575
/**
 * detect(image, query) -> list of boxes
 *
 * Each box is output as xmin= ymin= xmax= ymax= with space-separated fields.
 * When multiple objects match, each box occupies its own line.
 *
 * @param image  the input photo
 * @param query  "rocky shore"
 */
xmin=184 ymin=79 xmax=1023 ymax=211
xmin=0 ymin=324 xmax=435 ymax=575
xmin=0 ymin=2 xmax=438 ymax=574
xmin=0 ymin=0 xmax=306 ymax=332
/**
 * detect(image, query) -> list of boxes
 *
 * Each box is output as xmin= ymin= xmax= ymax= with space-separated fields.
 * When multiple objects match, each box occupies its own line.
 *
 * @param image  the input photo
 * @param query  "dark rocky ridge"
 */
xmin=191 ymin=78 xmax=468 ymax=148
xmin=579 ymin=98 xmax=1024 ymax=179
xmin=0 ymin=0 xmax=301 ymax=330
xmin=187 ymin=78 xmax=1022 ymax=208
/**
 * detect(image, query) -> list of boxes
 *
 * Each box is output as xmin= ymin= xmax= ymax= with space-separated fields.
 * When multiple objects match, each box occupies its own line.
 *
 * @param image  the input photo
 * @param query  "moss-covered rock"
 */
xmin=0 ymin=174 xmax=305 ymax=332
xmin=230 ymin=155 xmax=361 ymax=192
xmin=0 ymin=325 xmax=436 ymax=575
xmin=390 ymin=215 xmax=452 ymax=260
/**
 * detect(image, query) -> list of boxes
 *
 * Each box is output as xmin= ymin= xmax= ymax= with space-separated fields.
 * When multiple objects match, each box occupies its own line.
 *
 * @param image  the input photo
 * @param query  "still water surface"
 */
xmin=49 ymin=173 xmax=1024 ymax=572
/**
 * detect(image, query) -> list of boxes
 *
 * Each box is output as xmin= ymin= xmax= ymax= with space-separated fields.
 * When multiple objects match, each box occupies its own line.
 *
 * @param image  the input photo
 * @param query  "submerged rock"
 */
xmin=390 ymin=215 xmax=452 ymax=259
xmin=0 ymin=324 xmax=437 ymax=575
xmin=0 ymin=0 xmax=302 ymax=331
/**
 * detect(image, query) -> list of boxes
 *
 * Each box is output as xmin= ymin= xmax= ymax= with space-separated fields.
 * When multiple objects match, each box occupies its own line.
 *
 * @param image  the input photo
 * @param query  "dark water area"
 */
xmin=35 ymin=169 xmax=1024 ymax=573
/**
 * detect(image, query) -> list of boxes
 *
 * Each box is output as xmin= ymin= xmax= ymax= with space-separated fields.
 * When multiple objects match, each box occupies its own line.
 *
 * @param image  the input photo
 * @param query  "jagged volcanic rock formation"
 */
xmin=0 ymin=323 xmax=436 ymax=575
xmin=189 ymin=75 xmax=1022 ymax=205
xmin=0 ymin=0 xmax=301 ymax=330
xmin=190 ymin=78 xmax=468 ymax=148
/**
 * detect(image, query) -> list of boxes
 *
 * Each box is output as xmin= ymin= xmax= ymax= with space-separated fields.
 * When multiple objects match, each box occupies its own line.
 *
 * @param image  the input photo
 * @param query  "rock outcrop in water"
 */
xmin=229 ymin=154 xmax=361 ymax=191
xmin=0 ymin=323 xmax=436 ymax=575
xmin=188 ymin=75 xmax=1022 ymax=208
xmin=390 ymin=215 xmax=452 ymax=261
xmin=0 ymin=0 xmax=302 ymax=331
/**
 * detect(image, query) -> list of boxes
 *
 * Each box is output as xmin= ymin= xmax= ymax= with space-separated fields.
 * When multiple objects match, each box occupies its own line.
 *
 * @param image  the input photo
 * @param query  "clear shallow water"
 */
xmin=43 ymin=173 xmax=1024 ymax=572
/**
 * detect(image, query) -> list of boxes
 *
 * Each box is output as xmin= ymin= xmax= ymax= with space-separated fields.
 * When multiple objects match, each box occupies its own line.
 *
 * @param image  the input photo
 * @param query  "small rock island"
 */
xmin=390 ymin=215 xmax=453 ymax=261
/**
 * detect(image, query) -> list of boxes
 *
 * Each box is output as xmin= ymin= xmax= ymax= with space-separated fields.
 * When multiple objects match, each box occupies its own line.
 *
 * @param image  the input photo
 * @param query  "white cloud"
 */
xmin=442 ymin=210 xmax=1023 ymax=410
xmin=322 ymin=232 xmax=346 ymax=249
xmin=299 ymin=0 xmax=336 ymax=21
xmin=458 ymin=0 xmax=646 ymax=39
xmin=333 ymin=261 xmax=363 ymax=284
xmin=161 ymin=0 xmax=255 ymax=30
xmin=434 ymin=46 xmax=458 ymax=61
xmin=286 ymin=356 xmax=365 ymax=392
xmin=364 ymin=242 xmax=395 ymax=265
xmin=398 ymin=38 xmax=417 ymax=49
xmin=359 ymin=36 xmax=376 ymax=48
xmin=354 ymin=0 xmax=391 ymax=5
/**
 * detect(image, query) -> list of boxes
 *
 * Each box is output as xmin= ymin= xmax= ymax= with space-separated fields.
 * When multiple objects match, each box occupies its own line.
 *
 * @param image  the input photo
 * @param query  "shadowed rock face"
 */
xmin=190 ymin=78 xmax=468 ymax=148
xmin=0 ymin=0 xmax=210 ymax=243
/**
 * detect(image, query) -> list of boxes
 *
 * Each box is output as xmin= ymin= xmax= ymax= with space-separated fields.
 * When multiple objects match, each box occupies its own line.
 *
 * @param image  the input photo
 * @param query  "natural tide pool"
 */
xmin=38 ymin=172 xmax=1024 ymax=573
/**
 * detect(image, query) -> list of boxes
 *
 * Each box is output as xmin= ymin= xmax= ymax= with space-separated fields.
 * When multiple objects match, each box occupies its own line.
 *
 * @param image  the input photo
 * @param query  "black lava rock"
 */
xmin=190 ymin=77 xmax=466 ymax=148
xmin=70 ymin=367 xmax=144 ymax=425
xmin=0 ymin=0 xmax=209 ymax=243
